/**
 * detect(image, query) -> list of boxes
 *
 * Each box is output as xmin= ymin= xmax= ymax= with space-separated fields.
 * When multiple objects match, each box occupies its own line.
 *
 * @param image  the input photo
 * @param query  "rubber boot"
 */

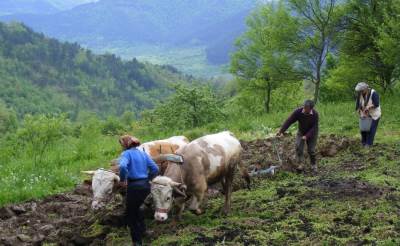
xmin=310 ymin=155 xmax=318 ymax=174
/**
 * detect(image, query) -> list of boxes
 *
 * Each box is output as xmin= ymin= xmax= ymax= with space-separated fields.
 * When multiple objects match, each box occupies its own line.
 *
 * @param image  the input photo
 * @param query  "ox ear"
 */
xmin=81 ymin=171 xmax=96 ymax=176
xmin=83 ymin=179 xmax=92 ymax=186
xmin=113 ymin=174 xmax=120 ymax=182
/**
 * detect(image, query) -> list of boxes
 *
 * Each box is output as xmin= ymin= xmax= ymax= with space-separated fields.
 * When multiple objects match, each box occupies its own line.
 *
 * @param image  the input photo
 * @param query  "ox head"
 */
xmin=82 ymin=169 xmax=120 ymax=210
xmin=150 ymin=176 xmax=186 ymax=222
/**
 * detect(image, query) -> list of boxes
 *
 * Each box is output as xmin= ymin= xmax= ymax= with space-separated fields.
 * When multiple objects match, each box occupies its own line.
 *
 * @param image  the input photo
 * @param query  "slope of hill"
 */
xmin=0 ymin=0 xmax=258 ymax=75
xmin=0 ymin=22 xmax=193 ymax=118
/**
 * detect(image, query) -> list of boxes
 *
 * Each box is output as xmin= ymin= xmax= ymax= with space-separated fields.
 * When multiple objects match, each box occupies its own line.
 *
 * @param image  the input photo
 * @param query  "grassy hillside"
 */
xmin=0 ymin=22 xmax=193 ymax=118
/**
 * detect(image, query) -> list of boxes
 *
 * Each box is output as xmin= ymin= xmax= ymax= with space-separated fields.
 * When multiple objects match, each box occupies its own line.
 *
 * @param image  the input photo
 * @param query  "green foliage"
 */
xmin=0 ymin=100 xmax=17 ymax=135
xmin=336 ymin=0 xmax=400 ymax=93
xmin=0 ymin=22 xmax=193 ymax=118
xmin=0 ymin=115 xmax=119 ymax=206
xmin=230 ymin=2 xmax=299 ymax=113
xmin=15 ymin=114 xmax=71 ymax=166
xmin=144 ymin=84 xmax=224 ymax=130
xmin=288 ymin=0 xmax=344 ymax=102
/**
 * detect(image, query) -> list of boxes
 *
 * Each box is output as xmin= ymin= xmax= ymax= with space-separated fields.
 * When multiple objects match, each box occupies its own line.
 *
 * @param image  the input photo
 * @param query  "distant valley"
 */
xmin=0 ymin=0 xmax=260 ymax=77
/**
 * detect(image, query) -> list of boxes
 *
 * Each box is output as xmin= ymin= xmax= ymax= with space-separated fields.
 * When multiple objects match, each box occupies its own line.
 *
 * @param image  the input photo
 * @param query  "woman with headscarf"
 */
xmin=355 ymin=82 xmax=382 ymax=147
xmin=118 ymin=135 xmax=159 ymax=246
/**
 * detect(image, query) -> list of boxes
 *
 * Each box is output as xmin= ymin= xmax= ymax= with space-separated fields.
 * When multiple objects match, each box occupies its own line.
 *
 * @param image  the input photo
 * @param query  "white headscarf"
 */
xmin=355 ymin=82 xmax=369 ymax=92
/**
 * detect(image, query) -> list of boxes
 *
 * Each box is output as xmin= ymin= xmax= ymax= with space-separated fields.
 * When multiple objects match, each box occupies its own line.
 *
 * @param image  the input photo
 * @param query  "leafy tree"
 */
xmin=146 ymin=84 xmax=223 ymax=130
xmin=338 ymin=0 xmax=400 ymax=93
xmin=230 ymin=2 xmax=299 ymax=113
xmin=288 ymin=0 xmax=343 ymax=103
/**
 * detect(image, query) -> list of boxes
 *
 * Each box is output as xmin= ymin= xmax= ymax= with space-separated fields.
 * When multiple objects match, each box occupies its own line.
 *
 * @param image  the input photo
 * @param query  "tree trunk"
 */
xmin=314 ymin=57 xmax=322 ymax=104
xmin=264 ymin=82 xmax=272 ymax=113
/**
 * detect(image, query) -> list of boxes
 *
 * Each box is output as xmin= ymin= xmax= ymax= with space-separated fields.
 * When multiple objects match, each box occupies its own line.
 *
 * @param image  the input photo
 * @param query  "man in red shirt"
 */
xmin=277 ymin=100 xmax=319 ymax=173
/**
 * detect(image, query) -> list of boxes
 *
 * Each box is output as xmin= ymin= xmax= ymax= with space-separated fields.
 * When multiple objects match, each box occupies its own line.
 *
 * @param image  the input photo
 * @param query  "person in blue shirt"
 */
xmin=119 ymin=135 xmax=159 ymax=246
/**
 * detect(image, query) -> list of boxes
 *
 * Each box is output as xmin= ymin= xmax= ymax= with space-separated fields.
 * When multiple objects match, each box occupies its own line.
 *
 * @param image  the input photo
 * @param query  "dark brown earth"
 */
xmin=0 ymin=134 xmax=386 ymax=245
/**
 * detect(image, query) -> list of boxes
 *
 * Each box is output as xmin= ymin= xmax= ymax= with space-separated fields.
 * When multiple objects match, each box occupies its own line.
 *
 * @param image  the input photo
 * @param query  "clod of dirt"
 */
xmin=0 ymin=184 xmax=107 ymax=245
xmin=10 ymin=205 xmax=27 ymax=215
xmin=306 ymin=178 xmax=388 ymax=199
xmin=0 ymin=207 xmax=15 ymax=220
xmin=235 ymin=135 xmax=358 ymax=189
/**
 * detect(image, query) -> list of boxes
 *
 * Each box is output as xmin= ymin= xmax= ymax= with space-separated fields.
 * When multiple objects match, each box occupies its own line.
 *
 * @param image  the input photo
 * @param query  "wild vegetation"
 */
xmin=0 ymin=22 xmax=194 ymax=118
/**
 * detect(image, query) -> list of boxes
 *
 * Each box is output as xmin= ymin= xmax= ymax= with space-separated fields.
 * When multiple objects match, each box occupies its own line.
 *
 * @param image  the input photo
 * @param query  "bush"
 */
xmin=15 ymin=114 xmax=71 ymax=166
xmin=102 ymin=116 xmax=127 ymax=136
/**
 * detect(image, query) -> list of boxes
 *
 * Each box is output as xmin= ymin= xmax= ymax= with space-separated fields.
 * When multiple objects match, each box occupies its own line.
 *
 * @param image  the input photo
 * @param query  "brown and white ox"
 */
xmin=150 ymin=131 xmax=250 ymax=222
xmin=139 ymin=136 xmax=189 ymax=174
xmin=82 ymin=136 xmax=189 ymax=210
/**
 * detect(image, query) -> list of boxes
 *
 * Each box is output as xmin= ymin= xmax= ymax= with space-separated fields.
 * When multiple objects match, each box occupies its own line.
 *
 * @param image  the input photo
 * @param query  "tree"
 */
xmin=230 ymin=2 xmax=299 ymax=113
xmin=147 ymin=84 xmax=223 ymax=129
xmin=288 ymin=0 xmax=343 ymax=103
xmin=339 ymin=0 xmax=400 ymax=93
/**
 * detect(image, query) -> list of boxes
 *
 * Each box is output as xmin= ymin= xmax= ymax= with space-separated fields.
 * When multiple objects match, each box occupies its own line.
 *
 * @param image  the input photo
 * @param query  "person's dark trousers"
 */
xmin=296 ymin=131 xmax=318 ymax=167
xmin=361 ymin=118 xmax=380 ymax=146
xmin=126 ymin=182 xmax=150 ymax=245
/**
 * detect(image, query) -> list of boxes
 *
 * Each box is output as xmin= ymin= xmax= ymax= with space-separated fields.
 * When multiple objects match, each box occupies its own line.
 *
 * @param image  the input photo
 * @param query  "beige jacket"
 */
xmin=359 ymin=89 xmax=382 ymax=120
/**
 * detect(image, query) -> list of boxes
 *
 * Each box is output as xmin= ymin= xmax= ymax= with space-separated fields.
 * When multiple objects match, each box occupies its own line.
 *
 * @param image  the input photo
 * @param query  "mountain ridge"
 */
xmin=0 ymin=22 xmax=193 ymax=118
xmin=0 ymin=0 xmax=258 ymax=68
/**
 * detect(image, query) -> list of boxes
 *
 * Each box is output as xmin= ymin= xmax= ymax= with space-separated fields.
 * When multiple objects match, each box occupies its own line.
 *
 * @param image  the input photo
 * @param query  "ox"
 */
xmin=82 ymin=136 xmax=189 ymax=210
xmin=139 ymin=136 xmax=189 ymax=174
xmin=150 ymin=131 xmax=250 ymax=221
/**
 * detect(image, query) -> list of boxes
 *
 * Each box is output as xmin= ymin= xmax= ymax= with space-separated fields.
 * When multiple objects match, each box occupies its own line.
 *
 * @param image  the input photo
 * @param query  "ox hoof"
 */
xmin=190 ymin=209 xmax=203 ymax=215
xmin=223 ymin=208 xmax=231 ymax=216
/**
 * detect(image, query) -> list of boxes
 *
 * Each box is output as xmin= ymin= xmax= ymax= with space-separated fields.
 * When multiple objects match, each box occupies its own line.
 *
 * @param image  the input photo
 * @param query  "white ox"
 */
xmin=150 ymin=131 xmax=250 ymax=221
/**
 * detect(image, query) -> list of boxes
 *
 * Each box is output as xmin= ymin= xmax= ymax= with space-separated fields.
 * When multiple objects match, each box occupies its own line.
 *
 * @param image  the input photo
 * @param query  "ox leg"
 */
xmin=174 ymin=197 xmax=186 ymax=221
xmin=223 ymin=165 xmax=235 ymax=215
xmin=189 ymin=178 xmax=207 ymax=215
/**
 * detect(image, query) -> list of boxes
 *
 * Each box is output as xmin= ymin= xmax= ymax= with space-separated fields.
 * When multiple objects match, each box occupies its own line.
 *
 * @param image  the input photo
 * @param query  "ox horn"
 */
xmin=81 ymin=171 xmax=96 ymax=176
xmin=169 ymin=180 xmax=182 ymax=187
xmin=173 ymin=186 xmax=187 ymax=198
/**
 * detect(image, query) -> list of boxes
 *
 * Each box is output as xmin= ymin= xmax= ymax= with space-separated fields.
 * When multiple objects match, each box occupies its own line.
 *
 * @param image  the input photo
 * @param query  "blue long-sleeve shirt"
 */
xmin=119 ymin=148 xmax=159 ymax=182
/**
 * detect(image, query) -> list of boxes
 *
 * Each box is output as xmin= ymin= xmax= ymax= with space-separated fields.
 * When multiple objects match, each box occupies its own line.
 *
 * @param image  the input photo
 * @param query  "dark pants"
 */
xmin=361 ymin=118 xmax=380 ymax=146
xmin=126 ymin=182 xmax=150 ymax=244
xmin=296 ymin=131 xmax=318 ymax=166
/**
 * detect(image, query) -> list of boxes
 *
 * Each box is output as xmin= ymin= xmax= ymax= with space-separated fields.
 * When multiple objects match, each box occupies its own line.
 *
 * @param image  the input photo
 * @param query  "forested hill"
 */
xmin=0 ymin=0 xmax=256 ymax=69
xmin=0 ymin=22 xmax=192 ymax=118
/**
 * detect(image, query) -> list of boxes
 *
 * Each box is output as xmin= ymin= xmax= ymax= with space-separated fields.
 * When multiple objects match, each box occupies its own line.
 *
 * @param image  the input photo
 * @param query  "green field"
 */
xmin=87 ymin=42 xmax=226 ymax=78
